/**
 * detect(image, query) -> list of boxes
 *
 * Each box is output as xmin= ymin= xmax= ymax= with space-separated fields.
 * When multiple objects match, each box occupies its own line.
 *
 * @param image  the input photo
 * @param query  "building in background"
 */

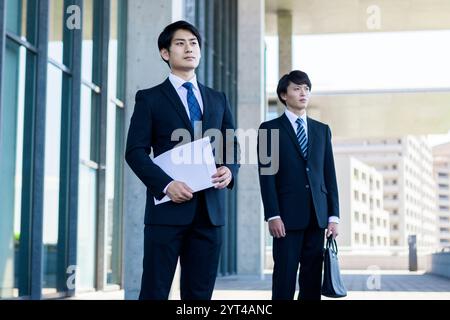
xmin=334 ymin=155 xmax=390 ymax=253
xmin=433 ymin=142 xmax=450 ymax=249
xmin=334 ymin=137 xmax=439 ymax=252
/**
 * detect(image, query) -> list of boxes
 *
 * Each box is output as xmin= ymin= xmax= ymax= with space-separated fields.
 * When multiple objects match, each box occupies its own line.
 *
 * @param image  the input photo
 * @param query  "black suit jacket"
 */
xmin=126 ymin=78 xmax=239 ymax=226
xmin=258 ymin=114 xmax=339 ymax=230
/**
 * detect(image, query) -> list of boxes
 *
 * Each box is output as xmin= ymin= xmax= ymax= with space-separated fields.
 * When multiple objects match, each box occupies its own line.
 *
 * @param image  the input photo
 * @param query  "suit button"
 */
xmin=306 ymin=168 xmax=310 ymax=172
xmin=306 ymin=185 xmax=310 ymax=189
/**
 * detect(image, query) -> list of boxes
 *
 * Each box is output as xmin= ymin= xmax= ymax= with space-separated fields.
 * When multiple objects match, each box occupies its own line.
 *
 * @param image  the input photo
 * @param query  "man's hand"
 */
xmin=326 ymin=222 xmax=339 ymax=239
xmin=212 ymin=166 xmax=232 ymax=189
xmin=166 ymin=181 xmax=193 ymax=203
xmin=268 ymin=218 xmax=286 ymax=238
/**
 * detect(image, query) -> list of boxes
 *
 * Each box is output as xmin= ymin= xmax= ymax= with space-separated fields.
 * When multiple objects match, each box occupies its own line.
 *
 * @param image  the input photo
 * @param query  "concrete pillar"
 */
xmin=277 ymin=10 xmax=292 ymax=76
xmin=277 ymin=10 xmax=292 ymax=115
xmin=123 ymin=0 xmax=183 ymax=300
xmin=237 ymin=0 xmax=265 ymax=277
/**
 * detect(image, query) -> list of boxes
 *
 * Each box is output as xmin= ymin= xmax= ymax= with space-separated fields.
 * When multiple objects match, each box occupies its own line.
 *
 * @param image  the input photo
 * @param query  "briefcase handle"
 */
xmin=325 ymin=236 xmax=338 ymax=255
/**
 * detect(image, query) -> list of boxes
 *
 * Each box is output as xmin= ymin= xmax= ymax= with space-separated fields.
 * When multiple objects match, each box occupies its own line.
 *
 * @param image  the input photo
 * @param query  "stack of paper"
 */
xmin=152 ymin=137 xmax=218 ymax=205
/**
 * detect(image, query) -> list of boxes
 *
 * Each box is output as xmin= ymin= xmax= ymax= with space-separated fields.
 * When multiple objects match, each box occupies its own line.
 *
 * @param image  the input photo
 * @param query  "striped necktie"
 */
xmin=182 ymin=82 xmax=203 ymax=129
xmin=295 ymin=117 xmax=308 ymax=158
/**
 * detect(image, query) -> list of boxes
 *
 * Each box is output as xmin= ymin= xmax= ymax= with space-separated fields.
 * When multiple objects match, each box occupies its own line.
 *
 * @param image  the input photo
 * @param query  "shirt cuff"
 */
xmin=163 ymin=181 xmax=174 ymax=194
xmin=328 ymin=216 xmax=340 ymax=224
xmin=269 ymin=216 xmax=339 ymax=223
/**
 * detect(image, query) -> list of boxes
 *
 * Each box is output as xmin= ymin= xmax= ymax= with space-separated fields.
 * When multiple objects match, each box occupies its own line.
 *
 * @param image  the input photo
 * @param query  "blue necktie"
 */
xmin=296 ymin=118 xmax=308 ymax=158
xmin=182 ymin=82 xmax=203 ymax=129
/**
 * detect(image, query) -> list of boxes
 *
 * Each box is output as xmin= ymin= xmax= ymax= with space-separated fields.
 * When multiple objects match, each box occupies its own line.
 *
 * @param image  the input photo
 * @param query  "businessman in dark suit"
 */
xmin=257 ymin=70 xmax=340 ymax=300
xmin=125 ymin=21 xmax=239 ymax=300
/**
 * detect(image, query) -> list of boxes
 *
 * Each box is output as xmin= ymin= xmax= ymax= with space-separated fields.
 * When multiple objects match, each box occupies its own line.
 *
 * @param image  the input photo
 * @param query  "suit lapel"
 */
xmin=197 ymin=82 xmax=213 ymax=133
xmin=279 ymin=113 xmax=305 ymax=159
xmin=160 ymin=78 xmax=194 ymax=136
xmin=306 ymin=117 xmax=317 ymax=161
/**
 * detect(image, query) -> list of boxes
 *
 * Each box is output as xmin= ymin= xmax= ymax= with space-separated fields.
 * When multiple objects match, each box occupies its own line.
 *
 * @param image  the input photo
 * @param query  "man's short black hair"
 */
xmin=158 ymin=20 xmax=202 ymax=66
xmin=276 ymin=70 xmax=312 ymax=106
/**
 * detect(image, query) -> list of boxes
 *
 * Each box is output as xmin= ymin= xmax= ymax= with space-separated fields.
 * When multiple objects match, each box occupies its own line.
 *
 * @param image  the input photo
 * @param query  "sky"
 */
xmin=428 ymin=131 xmax=450 ymax=147
xmin=266 ymin=29 xmax=450 ymax=93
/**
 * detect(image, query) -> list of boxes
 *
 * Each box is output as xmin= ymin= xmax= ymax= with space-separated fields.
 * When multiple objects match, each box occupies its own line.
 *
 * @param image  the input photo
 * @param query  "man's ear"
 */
xmin=280 ymin=92 xmax=287 ymax=102
xmin=160 ymin=48 xmax=170 ymax=63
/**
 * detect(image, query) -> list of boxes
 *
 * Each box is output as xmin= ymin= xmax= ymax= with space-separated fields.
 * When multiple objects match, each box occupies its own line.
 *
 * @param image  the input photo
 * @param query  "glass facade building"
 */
xmin=0 ymin=0 xmax=127 ymax=299
xmin=0 ymin=0 xmax=238 ymax=299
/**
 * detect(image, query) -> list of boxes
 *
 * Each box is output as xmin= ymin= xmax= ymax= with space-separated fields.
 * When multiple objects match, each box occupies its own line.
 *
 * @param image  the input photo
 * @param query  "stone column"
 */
xmin=123 ymin=0 xmax=183 ymax=300
xmin=277 ymin=9 xmax=292 ymax=115
xmin=237 ymin=0 xmax=266 ymax=277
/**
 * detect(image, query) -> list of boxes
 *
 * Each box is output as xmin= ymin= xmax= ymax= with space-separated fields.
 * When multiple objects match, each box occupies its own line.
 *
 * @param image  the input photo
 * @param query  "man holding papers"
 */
xmin=125 ymin=21 xmax=239 ymax=300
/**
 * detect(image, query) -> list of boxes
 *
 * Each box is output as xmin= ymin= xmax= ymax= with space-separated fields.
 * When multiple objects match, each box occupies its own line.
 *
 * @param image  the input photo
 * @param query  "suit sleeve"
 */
xmin=125 ymin=90 xmax=173 ymax=200
xmin=257 ymin=123 xmax=280 ymax=221
xmin=324 ymin=125 xmax=340 ymax=218
xmin=221 ymin=92 xmax=240 ymax=189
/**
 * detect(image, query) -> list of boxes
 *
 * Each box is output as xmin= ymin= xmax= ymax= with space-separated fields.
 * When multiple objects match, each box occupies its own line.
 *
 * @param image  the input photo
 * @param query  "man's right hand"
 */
xmin=166 ymin=181 xmax=193 ymax=203
xmin=268 ymin=218 xmax=286 ymax=238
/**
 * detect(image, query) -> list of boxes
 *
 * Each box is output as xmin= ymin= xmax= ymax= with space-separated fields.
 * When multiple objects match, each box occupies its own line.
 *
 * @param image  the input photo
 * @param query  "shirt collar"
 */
xmin=284 ymin=108 xmax=307 ymax=127
xmin=169 ymin=73 xmax=199 ymax=91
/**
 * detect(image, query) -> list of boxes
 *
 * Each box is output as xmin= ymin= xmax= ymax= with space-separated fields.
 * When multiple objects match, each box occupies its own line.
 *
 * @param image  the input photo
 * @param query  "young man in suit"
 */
xmin=257 ymin=70 xmax=340 ymax=300
xmin=125 ymin=21 xmax=239 ymax=300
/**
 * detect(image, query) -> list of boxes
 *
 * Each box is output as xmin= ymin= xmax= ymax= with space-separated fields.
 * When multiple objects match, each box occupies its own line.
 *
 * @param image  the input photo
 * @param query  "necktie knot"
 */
xmin=182 ymin=82 xmax=193 ymax=91
xmin=296 ymin=118 xmax=303 ymax=126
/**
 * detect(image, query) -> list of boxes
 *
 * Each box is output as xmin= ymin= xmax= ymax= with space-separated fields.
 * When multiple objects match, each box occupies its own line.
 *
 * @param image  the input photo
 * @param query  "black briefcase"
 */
xmin=321 ymin=236 xmax=347 ymax=298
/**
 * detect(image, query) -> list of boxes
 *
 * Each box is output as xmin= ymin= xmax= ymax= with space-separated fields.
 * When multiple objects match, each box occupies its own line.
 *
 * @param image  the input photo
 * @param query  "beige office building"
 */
xmin=334 ymin=155 xmax=390 ymax=253
xmin=433 ymin=143 xmax=450 ymax=248
xmin=333 ymin=136 xmax=438 ymax=252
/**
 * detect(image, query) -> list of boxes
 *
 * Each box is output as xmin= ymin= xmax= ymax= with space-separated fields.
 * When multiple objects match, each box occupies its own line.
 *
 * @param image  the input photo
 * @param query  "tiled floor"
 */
xmin=71 ymin=270 xmax=450 ymax=300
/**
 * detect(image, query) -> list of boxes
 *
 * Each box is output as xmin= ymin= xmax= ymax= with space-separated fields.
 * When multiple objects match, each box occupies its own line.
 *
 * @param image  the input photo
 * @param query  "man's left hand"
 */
xmin=326 ymin=222 xmax=339 ymax=239
xmin=212 ymin=166 xmax=232 ymax=189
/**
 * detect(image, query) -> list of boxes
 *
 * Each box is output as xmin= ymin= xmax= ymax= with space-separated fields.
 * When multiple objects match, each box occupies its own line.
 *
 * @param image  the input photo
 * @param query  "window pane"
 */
xmin=42 ymin=63 xmax=63 ymax=294
xmin=0 ymin=41 xmax=27 ymax=299
xmin=108 ymin=30 xmax=118 ymax=100
xmin=105 ymin=102 xmax=120 ymax=285
xmin=6 ymin=0 xmax=27 ymax=38
xmin=105 ymin=0 xmax=120 ymax=286
xmin=77 ymin=164 xmax=97 ymax=290
xmin=104 ymin=0 xmax=126 ymax=286
xmin=82 ymin=0 xmax=94 ymax=82
xmin=109 ymin=0 xmax=126 ymax=100
xmin=80 ymin=85 xmax=94 ymax=161
xmin=77 ymin=85 xmax=97 ymax=291
xmin=108 ymin=0 xmax=118 ymax=99
xmin=48 ymin=0 xmax=64 ymax=64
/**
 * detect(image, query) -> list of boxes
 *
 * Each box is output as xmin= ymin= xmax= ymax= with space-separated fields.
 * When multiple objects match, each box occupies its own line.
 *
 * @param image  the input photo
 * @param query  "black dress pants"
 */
xmin=272 ymin=192 xmax=326 ymax=300
xmin=139 ymin=192 xmax=222 ymax=300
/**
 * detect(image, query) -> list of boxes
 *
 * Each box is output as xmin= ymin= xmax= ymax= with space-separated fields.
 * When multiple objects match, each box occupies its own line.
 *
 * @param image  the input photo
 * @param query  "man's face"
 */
xmin=281 ymin=81 xmax=310 ymax=113
xmin=160 ymin=29 xmax=201 ymax=72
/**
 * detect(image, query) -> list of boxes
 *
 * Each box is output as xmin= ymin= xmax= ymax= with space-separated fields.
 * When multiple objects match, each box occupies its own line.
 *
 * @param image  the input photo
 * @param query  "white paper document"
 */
xmin=152 ymin=137 xmax=218 ymax=205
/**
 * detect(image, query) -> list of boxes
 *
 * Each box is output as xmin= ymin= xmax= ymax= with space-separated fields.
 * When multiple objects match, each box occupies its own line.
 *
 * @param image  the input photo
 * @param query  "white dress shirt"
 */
xmin=268 ymin=108 xmax=339 ymax=224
